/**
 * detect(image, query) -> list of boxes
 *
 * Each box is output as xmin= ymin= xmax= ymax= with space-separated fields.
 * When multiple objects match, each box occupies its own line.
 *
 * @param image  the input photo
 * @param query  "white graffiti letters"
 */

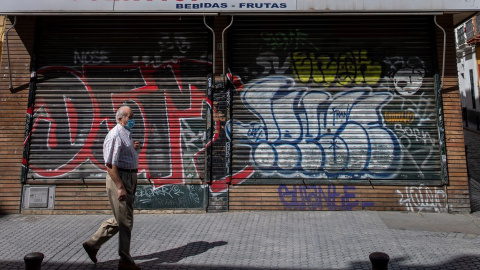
xmin=396 ymin=185 xmax=447 ymax=212
xmin=74 ymin=50 xmax=110 ymax=65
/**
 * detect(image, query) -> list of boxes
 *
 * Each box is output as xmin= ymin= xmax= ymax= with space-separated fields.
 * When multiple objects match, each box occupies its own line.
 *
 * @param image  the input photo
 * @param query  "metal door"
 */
xmin=227 ymin=16 xmax=444 ymax=208
xmin=27 ymin=16 xmax=211 ymax=209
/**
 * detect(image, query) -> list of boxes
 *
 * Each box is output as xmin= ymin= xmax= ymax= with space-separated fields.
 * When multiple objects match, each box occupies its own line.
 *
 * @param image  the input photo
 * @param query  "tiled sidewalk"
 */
xmin=2 ymin=211 xmax=480 ymax=270
xmin=1 ymin=127 xmax=480 ymax=269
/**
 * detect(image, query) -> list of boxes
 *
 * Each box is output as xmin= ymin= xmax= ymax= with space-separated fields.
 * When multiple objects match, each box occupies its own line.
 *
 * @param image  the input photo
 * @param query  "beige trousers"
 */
xmin=87 ymin=170 xmax=137 ymax=263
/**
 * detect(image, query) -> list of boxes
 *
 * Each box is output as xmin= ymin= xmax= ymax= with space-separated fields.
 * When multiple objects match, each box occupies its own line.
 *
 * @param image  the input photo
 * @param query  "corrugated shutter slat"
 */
xmin=229 ymin=16 xmax=442 ymax=185
xmin=29 ymin=17 xmax=210 ymax=191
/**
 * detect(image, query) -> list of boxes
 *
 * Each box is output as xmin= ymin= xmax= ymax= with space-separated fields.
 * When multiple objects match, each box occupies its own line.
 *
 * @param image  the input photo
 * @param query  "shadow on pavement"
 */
xmin=3 ymin=255 xmax=480 ymax=269
xmin=346 ymin=255 xmax=480 ymax=270
xmin=133 ymin=240 xmax=229 ymax=264
xmin=96 ymin=241 xmax=229 ymax=268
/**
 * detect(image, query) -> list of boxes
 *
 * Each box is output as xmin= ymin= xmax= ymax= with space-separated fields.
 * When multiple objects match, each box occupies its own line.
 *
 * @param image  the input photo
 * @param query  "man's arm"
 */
xmin=106 ymin=163 xmax=127 ymax=201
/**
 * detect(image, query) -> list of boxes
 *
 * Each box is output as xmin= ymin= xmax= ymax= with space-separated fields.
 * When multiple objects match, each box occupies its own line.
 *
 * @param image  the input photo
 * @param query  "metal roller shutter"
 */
xmin=228 ymin=16 xmax=444 ymax=187
xmin=27 ymin=16 xmax=210 ymax=209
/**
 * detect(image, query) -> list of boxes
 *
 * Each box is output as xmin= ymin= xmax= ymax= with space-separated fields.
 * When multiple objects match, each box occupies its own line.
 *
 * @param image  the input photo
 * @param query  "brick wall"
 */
xmin=0 ymin=16 xmax=35 ymax=214
xmin=437 ymin=15 xmax=471 ymax=213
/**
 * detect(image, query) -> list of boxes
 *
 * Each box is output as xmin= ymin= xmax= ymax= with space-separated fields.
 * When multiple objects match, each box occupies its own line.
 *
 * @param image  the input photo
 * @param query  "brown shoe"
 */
xmin=82 ymin=242 xmax=98 ymax=264
xmin=118 ymin=260 xmax=141 ymax=270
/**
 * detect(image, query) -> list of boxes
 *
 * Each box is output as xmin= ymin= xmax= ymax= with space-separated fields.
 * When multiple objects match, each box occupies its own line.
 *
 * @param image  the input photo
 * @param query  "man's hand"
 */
xmin=134 ymin=141 xmax=141 ymax=151
xmin=106 ymin=163 xmax=128 ymax=201
xmin=117 ymin=187 xmax=128 ymax=201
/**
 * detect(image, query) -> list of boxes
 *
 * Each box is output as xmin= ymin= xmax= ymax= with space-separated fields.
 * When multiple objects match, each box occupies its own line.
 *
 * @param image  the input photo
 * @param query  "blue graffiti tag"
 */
xmin=330 ymin=104 xmax=353 ymax=127
xmin=235 ymin=75 xmax=401 ymax=179
xmin=278 ymin=185 xmax=374 ymax=210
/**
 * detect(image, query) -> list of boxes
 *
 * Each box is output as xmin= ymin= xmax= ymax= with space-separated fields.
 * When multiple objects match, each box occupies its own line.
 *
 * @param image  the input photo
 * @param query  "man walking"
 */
xmin=83 ymin=105 xmax=141 ymax=270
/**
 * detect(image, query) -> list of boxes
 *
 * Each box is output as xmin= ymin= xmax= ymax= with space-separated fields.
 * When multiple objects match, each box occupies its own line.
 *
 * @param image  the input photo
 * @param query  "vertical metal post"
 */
xmin=205 ymin=74 xmax=214 ymax=185
xmin=433 ymin=15 xmax=449 ymax=188
xmin=225 ymin=85 xmax=232 ymax=184
xmin=21 ymin=56 xmax=37 ymax=184
xmin=221 ymin=16 xmax=234 ymax=185
xmin=225 ymin=84 xmax=232 ymax=211
xmin=203 ymin=15 xmax=216 ymax=210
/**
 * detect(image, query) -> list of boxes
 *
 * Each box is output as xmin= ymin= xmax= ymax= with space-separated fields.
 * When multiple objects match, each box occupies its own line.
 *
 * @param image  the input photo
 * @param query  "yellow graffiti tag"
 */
xmin=291 ymin=50 xmax=382 ymax=85
xmin=383 ymin=110 xmax=415 ymax=124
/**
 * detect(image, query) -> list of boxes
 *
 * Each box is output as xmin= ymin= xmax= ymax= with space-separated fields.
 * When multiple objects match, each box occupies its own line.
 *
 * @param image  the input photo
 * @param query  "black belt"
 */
xmin=117 ymin=168 xmax=138 ymax=173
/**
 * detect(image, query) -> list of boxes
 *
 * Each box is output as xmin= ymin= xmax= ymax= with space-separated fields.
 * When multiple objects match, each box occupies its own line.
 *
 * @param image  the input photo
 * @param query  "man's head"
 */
xmin=116 ymin=106 xmax=134 ymax=128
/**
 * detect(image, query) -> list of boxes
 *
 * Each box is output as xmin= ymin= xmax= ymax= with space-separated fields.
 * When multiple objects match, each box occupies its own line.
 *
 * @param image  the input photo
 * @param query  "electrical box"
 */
xmin=22 ymin=185 xmax=55 ymax=209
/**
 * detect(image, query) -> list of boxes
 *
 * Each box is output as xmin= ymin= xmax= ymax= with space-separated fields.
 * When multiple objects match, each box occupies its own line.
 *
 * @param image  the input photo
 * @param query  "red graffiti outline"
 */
xmin=63 ymin=96 xmax=78 ymax=145
xmin=29 ymin=67 xmax=102 ymax=176
xmin=28 ymin=61 xmax=255 ymax=193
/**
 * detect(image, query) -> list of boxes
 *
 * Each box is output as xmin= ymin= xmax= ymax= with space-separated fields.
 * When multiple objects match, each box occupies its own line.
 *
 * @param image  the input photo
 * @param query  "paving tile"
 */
xmin=1 ymin=211 xmax=480 ymax=269
xmin=2 ymin=126 xmax=480 ymax=269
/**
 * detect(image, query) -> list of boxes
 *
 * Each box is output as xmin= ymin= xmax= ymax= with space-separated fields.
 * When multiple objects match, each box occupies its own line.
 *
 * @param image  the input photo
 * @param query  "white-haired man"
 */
xmin=83 ymin=105 xmax=141 ymax=270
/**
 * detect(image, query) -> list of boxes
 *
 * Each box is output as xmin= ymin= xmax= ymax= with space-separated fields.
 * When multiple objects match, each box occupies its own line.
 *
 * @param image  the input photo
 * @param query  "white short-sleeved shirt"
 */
xmin=103 ymin=124 xmax=139 ymax=170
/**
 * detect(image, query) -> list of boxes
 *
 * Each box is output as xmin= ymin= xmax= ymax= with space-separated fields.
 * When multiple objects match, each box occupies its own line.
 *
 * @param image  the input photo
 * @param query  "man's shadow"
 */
xmin=100 ymin=241 xmax=228 ymax=267
xmin=135 ymin=241 xmax=228 ymax=264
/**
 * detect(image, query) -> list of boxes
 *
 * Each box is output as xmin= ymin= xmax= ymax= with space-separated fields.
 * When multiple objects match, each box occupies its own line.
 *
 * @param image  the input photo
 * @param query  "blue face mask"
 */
xmin=125 ymin=119 xmax=135 ymax=130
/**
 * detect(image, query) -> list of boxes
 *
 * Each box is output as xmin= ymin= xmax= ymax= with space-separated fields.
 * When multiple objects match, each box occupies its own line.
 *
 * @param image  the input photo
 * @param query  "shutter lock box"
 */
xmin=22 ymin=186 xmax=55 ymax=209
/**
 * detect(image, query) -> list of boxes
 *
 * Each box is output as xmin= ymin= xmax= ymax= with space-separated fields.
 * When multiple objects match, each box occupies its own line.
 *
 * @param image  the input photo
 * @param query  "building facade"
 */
xmin=455 ymin=13 xmax=480 ymax=129
xmin=0 ymin=0 xmax=474 ymax=214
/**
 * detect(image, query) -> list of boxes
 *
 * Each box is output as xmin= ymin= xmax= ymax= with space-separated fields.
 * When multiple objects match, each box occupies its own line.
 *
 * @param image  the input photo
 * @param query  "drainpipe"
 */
xmin=203 ymin=15 xmax=215 ymax=75
xmin=5 ymin=16 xmax=17 ymax=91
xmin=434 ymin=15 xmax=446 ymax=90
xmin=434 ymin=15 xmax=449 ymax=212
xmin=222 ymin=16 xmax=234 ymax=85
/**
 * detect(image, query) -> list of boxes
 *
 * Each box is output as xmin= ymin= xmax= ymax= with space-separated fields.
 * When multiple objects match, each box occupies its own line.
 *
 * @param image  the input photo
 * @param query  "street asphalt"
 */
xmin=2 ymin=127 xmax=480 ymax=270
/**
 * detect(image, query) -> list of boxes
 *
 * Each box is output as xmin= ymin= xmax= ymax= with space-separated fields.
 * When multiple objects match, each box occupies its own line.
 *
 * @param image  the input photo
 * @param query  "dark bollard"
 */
xmin=369 ymin=252 xmax=389 ymax=270
xmin=24 ymin=252 xmax=44 ymax=270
